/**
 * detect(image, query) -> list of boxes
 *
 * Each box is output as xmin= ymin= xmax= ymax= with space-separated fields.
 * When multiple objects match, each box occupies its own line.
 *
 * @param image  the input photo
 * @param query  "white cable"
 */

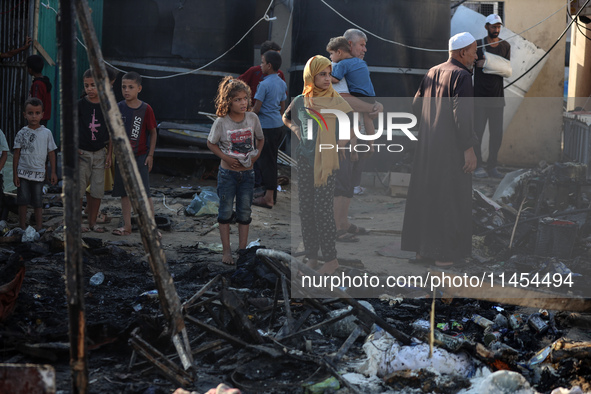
xmin=320 ymin=0 xmax=572 ymax=51
xmin=162 ymin=194 xmax=177 ymax=213
xmin=280 ymin=4 xmax=293 ymax=52
xmin=40 ymin=1 xmax=57 ymax=14
xmin=42 ymin=0 xmax=276 ymax=80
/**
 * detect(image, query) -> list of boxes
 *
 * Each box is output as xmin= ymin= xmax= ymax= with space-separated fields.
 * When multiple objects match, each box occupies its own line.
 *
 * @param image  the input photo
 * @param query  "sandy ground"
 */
xmin=66 ymin=163 xmax=503 ymax=283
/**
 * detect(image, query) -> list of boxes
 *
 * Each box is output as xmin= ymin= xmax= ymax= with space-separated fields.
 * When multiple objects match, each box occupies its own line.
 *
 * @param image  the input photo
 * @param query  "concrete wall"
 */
xmin=269 ymin=1 xmax=292 ymax=90
xmin=567 ymin=11 xmax=591 ymax=110
xmin=498 ymin=0 xmax=566 ymax=167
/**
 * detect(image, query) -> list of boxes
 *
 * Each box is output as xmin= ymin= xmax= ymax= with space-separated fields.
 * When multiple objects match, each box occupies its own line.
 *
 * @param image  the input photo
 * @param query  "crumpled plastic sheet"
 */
xmin=358 ymin=333 xmax=475 ymax=378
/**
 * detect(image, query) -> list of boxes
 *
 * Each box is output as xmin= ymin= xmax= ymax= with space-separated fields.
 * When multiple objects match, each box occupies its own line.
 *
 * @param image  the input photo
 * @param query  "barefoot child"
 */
xmin=79 ymin=69 xmax=113 ymax=233
xmin=251 ymin=50 xmax=287 ymax=209
xmin=111 ymin=71 xmax=158 ymax=237
xmin=207 ymin=77 xmax=264 ymax=265
xmin=13 ymin=97 xmax=58 ymax=230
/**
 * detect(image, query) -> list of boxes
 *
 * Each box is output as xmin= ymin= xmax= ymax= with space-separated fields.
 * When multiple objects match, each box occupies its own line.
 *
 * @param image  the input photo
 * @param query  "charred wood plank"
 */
xmin=550 ymin=339 xmax=591 ymax=362
xmin=182 ymin=274 xmax=221 ymax=311
xmin=220 ymin=289 xmax=264 ymax=344
xmin=75 ymin=0 xmax=192 ymax=369
xmin=129 ymin=334 xmax=192 ymax=387
xmin=60 ymin=1 xmax=88 ymax=393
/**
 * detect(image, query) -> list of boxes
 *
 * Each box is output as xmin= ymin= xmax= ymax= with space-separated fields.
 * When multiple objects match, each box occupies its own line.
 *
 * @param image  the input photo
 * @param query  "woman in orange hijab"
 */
xmin=283 ymin=55 xmax=352 ymax=275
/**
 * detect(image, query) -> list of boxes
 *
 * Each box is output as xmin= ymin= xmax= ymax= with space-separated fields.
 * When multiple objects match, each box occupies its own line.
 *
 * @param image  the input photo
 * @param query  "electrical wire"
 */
xmin=320 ymin=0 xmax=571 ymax=51
xmin=280 ymin=3 xmax=293 ymax=52
xmin=504 ymin=0 xmax=591 ymax=89
xmin=41 ymin=0 xmax=277 ymax=80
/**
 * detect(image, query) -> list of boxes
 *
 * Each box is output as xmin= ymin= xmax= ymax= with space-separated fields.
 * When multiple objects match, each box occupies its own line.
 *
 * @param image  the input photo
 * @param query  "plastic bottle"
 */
xmin=90 ymin=272 xmax=105 ymax=286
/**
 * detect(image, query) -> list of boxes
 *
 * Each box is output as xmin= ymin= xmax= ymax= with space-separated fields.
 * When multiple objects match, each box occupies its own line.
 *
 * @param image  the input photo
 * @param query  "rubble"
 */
xmin=0 ymin=161 xmax=591 ymax=393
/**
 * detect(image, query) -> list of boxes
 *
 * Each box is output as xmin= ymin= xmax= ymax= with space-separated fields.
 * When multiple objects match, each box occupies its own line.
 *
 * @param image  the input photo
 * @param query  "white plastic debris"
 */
xmin=472 ymin=370 xmax=535 ymax=394
xmin=0 ymin=220 xmax=8 ymax=234
xmin=246 ymin=239 xmax=261 ymax=249
xmin=550 ymin=387 xmax=585 ymax=394
xmin=22 ymin=226 xmax=40 ymax=242
xmin=89 ymin=272 xmax=105 ymax=286
xmin=358 ymin=333 xmax=474 ymax=378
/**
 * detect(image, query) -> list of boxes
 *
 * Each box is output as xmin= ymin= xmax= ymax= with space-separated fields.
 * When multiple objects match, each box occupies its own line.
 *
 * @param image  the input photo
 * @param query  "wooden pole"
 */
xmin=74 ymin=0 xmax=193 ymax=370
xmin=58 ymin=1 xmax=87 ymax=393
xmin=32 ymin=0 xmax=40 ymax=55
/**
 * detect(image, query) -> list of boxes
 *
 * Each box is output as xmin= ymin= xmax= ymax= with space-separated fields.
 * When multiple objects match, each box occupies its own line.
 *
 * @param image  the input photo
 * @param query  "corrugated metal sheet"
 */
xmin=0 ymin=0 xmax=103 ymax=147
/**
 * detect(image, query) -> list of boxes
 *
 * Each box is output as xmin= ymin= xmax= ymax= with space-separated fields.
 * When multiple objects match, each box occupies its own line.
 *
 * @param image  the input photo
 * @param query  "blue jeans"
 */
xmin=217 ymin=167 xmax=254 ymax=225
xmin=17 ymin=178 xmax=44 ymax=208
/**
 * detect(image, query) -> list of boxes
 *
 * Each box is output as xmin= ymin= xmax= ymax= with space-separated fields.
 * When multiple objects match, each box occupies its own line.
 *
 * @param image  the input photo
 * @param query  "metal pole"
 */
xmin=58 ymin=0 xmax=88 ymax=392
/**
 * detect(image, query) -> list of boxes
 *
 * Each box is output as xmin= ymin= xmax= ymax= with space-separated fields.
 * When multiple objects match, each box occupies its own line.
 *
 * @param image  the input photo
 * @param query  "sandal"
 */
xmin=347 ymin=224 xmax=368 ymax=235
xmin=112 ymin=227 xmax=131 ymax=236
xmin=96 ymin=212 xmax=111 ymax=224
xmin=336 ymin=229 xmax=359 ymax=243
xmin=91 ymin=225 xmax=107 ymax=233
xmin=81 ymin=226 xmax=90 ymax=233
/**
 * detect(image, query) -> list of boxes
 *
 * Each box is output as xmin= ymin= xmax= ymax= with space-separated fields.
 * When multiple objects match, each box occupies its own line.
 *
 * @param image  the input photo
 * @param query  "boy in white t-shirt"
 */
xmin=13 ymin=97 xmax=58 ymax=230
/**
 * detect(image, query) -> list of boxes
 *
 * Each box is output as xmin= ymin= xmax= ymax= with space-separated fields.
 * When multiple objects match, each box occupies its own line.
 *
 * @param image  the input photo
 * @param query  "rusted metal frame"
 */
xmin=278 ymin=274 xmax=294 ymax=337
xmin=58 ymin=1 xmax=88 ymax=393
xmin=129 ymin=332 xmax=192 ymax=387
xmin=204 ymin=303 xmax=225 ymax=329
xmin=332 ymin=325 xmax=365 ymax=364
xmin=289 ymin=257 xmax=413 ymax=345
xmin=185 ymin=315 xmax=250 ymax=348
xmin=130 ymin=336 xmax=223 ymax=372
xmin=75 ymin=0 xmax=192 ymax=369
xmin=184 ymin=292 xmax=221 ymax=312
xmin=279 ymin=309 xmax=355 ymax=342
xmin=220 ymin=288 xmax=264 ymax=344
xmin=257 ymin=252 xmax=330 ymax=313
xmin=182 ymin=274 xmax=221 ymax=311
xmin=267 ymin=276 xmax=282 ymax=330
xmin=257 ymin=250 xmax=406 ymax=347
xmin=191 ymin=339 xmax=226 ymax=357
xmin=130 ymin=331 xmax=191 ymax=379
